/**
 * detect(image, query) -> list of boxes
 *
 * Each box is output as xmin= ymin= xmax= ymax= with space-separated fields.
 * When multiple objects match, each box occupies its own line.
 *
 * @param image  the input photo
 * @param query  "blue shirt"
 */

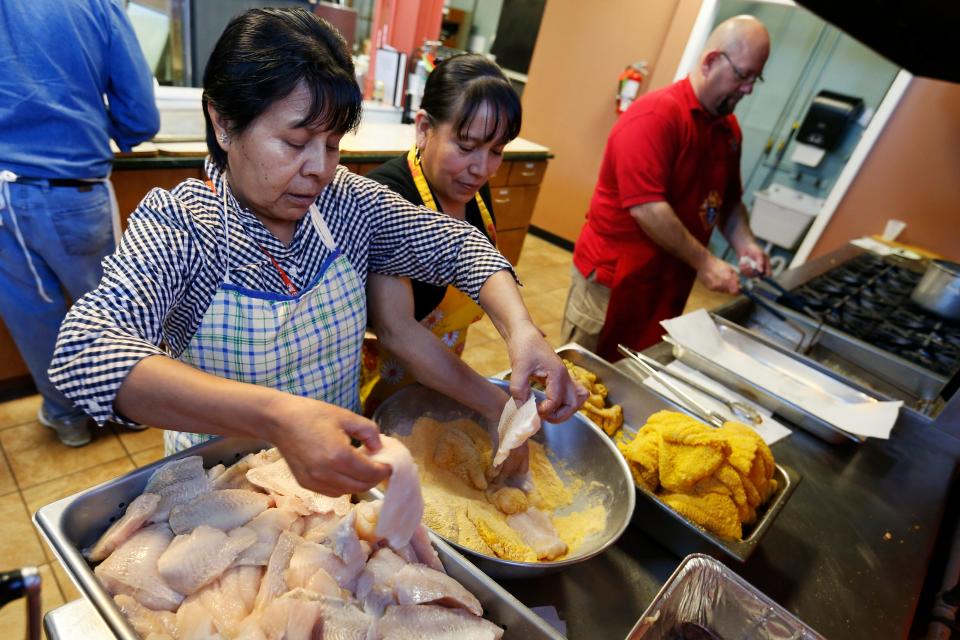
xmin=0 ymin=0 xmax=160 ymax=179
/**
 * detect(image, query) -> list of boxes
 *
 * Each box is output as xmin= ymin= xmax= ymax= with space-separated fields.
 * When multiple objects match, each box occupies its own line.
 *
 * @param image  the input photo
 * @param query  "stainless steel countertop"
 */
xmin=44 ymin=408 xmax=959 ymax=640
xmin=497 ymin=399 xmax=959 ymax=639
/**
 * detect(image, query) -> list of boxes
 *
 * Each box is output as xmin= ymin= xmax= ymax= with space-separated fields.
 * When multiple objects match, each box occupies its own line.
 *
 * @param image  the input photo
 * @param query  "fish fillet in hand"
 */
xmin=493 ymin=396 xmax=540 ymax=467
xmin=369 ymin=436 xmax=423 ymax=549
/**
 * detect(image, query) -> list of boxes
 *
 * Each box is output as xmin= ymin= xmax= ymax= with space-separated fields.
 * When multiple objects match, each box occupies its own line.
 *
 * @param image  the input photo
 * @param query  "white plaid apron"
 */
xmin=164 ymin=190 xmax=366 ymax=454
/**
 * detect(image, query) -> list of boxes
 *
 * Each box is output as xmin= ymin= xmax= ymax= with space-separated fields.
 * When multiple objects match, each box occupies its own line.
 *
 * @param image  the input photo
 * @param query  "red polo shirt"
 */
xmin=573 ymin=77 xmax=743 ymax=287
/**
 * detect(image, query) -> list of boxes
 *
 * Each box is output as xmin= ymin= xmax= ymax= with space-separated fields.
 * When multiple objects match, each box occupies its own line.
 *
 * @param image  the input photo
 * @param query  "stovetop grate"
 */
xmin=777 ymin=254 xmax=960 ymax=377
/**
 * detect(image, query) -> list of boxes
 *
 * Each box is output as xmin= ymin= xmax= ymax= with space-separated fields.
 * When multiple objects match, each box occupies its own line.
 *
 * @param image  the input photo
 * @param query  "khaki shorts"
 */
xmin=560 ymin=266 xmax=611 ymax=352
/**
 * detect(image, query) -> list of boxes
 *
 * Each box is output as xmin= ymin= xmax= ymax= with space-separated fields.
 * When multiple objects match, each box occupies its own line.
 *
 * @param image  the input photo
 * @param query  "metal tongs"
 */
xmin=618 ymin=344 xmax=726 ymax=428
xmin=628 ymin=349 xmax=763 ymax=425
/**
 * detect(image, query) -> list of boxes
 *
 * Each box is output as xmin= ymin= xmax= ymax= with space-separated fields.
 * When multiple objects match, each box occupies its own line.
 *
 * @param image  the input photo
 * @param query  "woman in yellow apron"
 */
xmin=359 ymin=54 xmax=522 ymax=428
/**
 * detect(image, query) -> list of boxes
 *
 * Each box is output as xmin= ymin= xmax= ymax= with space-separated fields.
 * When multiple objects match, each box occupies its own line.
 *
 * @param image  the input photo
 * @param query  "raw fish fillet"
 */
xmin=394 ymin=563 xmax=482 ymax=616
xmin=247 ymin=458 xmax=352 ymax=515
xmin=157 ymin=525 xmax=256 ymax=595
xmin=376 ymin=604 xmax=503 ymax=640
xmin=207 ymin=464 xmax=226 ymax=482
xmin=256 ymin=588 xmax=323 ymax=640
xmin=94 ymin=523 xmax=184 ymax=611
xmin=197 ymin=565 xmax=264 ymax=637
xmin=285 ymin=535 xmax=368 ymax=593
xmin=174 ymin=594 xmax=218 ymax=639
xmin=234 ymin=508 xmax=301 ymax=566
xmin=254 ymin=530 xmax=300 ymax=611
xmin=169 ymin=489 xmax=271 ymax=535
xmin=355 ymin=547 xmax=407 ymax=617
xmin=88 ymin=492 xmax=160 ymax=561
xmin=312 ymin=594 xmax=375 ymax=639
xmin=493 ymin=396 xmax=540 ymax=467
xmin=113 ymin=594 xmax=177 ymax=638
xmin=408 ymin=523 xmax=445 ymax=573
xmin=353 ymin=500 xmax=381 ymax=544
xmin=212 ymin=448 xmax=281 ymax=491
xmin=506 ymin=507 xmax=567 ymax=560
xmin=369 ymin=436 xmax=423 ymax=548
xmin=144 ymin=456 xmax=211 ymax=522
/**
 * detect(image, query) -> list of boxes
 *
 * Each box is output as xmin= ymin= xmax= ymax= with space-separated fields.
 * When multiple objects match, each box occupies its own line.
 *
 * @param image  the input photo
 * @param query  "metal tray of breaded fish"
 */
xmin=549 ymin=343 xmax=800 ymax=563
xmin=33 ymin=437 xmax=565 ymax=640
xmin=626 ymin=553 xmax=826 ymax=639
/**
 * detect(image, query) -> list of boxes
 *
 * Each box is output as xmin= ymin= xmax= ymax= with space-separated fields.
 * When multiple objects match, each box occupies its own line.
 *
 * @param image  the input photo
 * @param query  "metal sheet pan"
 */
xmin=718 ymin=294 xmax=945 ymax=414
xmin=666 ymin=314 xmax=880 ymax=444
xmin=33 ymin=437 xmax=564 ymax=640
xmin=626 ymin=553 xmax=826 ymax=639
xmin=529 ymin=344 xmax=800 ymax=564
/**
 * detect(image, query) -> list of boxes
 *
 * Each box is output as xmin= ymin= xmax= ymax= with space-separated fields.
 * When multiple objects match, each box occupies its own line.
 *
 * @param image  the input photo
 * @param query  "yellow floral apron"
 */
xmin=359 ymin=147 xmax=497 ymax=416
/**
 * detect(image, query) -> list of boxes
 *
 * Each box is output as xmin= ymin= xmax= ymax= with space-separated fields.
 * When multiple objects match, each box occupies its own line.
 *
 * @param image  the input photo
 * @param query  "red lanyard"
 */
xmin=206 ymin=179 xmax=299 ymax=295
xmin=259 ymin=245 xmax=299 ymax=295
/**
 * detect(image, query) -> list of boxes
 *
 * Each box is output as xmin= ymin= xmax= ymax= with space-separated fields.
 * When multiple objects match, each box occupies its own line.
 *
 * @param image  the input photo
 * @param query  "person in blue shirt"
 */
xmin=0 ymin=0 xmax=160 ymax=446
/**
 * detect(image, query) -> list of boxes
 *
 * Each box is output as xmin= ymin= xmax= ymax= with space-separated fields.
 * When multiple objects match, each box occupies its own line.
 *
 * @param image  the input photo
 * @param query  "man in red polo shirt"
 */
xmin=561 ymin=15 xmax=772 ymax=362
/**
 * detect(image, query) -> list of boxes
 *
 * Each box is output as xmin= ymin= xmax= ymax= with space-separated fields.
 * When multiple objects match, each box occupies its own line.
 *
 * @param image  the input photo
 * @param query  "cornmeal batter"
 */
xmin=399 ymin=417 xmax=607 ymax=562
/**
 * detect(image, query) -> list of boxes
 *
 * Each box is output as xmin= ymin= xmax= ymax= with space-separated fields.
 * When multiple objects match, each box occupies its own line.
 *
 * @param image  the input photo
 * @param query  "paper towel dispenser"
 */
xmin=796 ymin=90 xmax=864 ymax=151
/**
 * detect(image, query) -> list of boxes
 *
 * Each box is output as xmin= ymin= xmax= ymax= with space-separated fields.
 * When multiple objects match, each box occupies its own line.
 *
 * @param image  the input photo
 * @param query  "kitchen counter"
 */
xmin=498 ymin=386 xmax=959 ymax=639
xmin=43 ymin=402 xmax=957 ymax=640
xmin=112 ymin=122 xmax=552 ymax=170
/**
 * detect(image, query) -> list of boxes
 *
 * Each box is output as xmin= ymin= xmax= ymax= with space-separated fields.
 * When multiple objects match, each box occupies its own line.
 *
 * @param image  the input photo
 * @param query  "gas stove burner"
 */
xmin=834 ymin=268 xmax=867 ymax=285
xmin=810 ymin=275 xmax=850 ymax=296
xmin=889 ymin=307 xmax=934 ymax=332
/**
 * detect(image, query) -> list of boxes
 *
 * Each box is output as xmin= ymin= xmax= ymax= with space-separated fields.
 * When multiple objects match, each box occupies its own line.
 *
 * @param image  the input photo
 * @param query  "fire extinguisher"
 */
xmin=617 ymin=61 xmax=649 ymax=115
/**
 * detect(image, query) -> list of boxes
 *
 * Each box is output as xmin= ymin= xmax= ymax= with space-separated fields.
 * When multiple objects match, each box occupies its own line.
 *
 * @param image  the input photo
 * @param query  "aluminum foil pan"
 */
xmin=627 ymin=554 xmax=826 ymax=639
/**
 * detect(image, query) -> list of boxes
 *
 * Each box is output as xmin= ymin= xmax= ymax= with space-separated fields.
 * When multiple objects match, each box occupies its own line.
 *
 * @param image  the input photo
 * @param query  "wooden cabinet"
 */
xmin=113 ymin=166 xmax=205 ymax=230
xmin=491 ymin=159 xmax=548 ymax=265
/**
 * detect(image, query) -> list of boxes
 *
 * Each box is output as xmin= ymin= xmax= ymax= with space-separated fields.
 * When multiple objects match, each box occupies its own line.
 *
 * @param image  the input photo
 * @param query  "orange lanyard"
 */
xmin=406 ymin=147 xmax=497 ymax=246
xmin=206 ymin=179 xmax=299 ymax=295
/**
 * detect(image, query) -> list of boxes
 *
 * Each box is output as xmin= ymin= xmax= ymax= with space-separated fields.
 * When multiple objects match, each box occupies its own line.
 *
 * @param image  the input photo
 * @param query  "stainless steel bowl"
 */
xmin=371 ymin=378 xmax=636 ymax=579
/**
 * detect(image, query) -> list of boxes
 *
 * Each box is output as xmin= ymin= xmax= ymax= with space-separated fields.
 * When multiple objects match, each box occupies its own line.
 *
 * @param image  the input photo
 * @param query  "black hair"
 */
xmin=202 ymin=8 xmax=362 ymax=170
xmin=419 ymin=53 xmax=521 ymax=146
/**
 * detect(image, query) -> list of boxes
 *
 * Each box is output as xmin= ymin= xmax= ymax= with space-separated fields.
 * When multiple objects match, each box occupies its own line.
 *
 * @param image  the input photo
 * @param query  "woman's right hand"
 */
xmin=266 ymin=395 xmax=392 ymax=497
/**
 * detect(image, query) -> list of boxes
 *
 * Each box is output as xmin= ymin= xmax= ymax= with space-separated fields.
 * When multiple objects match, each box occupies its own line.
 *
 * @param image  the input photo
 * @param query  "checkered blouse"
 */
xmin=49 ymin=158 xmax=512 ymax=426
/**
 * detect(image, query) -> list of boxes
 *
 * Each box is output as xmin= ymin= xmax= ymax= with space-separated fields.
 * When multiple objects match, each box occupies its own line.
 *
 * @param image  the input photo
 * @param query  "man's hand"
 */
xmin=737 ymin=244 xmax=771 ymax=277
xmin=697 ymin=255 xmax=741 ymax=294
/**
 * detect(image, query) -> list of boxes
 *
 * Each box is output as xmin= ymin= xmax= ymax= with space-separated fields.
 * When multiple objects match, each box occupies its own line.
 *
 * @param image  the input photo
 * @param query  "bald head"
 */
xmin=704 ymin=15 xmax=770 ymax=61
xmin=692 ymin=15 xmax=770 ymax=116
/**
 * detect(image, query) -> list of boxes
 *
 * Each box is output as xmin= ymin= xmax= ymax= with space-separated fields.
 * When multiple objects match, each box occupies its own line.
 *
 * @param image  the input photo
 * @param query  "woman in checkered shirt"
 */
xmin=49 ymin=8 xmax=583 ymax=496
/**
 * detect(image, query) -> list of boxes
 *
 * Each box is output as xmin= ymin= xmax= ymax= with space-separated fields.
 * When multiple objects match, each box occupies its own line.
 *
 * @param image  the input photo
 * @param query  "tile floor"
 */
xmin=0 ymin=233 xmax=733 ymax=637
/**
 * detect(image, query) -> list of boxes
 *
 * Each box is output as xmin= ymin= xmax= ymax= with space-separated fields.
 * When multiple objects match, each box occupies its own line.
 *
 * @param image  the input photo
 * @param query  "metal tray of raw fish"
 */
xmin=33 ymin=437 xmax=565 ymax=640
xmin=505 ymin=344 xmax=800 ymax=564
xmin=626 ymin=553 xmax=826 ymax=639
xmin=660 ymin=314 xmax=894 ymax=445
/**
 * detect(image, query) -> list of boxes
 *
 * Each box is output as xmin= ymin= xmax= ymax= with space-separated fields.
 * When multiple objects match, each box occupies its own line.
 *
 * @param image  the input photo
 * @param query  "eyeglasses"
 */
xmin=719 ymin=51 xmax=764 ymax=85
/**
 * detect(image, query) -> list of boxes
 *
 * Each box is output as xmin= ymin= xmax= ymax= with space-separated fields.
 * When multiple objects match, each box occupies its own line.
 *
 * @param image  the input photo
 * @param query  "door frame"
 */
xmin=672 ymin=0 xmax=913 ymax=267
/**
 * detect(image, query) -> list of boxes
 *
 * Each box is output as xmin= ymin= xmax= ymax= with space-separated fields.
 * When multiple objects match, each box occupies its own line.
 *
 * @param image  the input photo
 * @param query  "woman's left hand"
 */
xmin=507 ymin=323 xmax=587 ymax=422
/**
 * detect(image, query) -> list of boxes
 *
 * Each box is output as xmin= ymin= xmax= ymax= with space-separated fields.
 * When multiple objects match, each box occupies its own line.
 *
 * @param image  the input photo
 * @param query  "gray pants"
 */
xmin=560 ymin=266 xmax=611 ymax=353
